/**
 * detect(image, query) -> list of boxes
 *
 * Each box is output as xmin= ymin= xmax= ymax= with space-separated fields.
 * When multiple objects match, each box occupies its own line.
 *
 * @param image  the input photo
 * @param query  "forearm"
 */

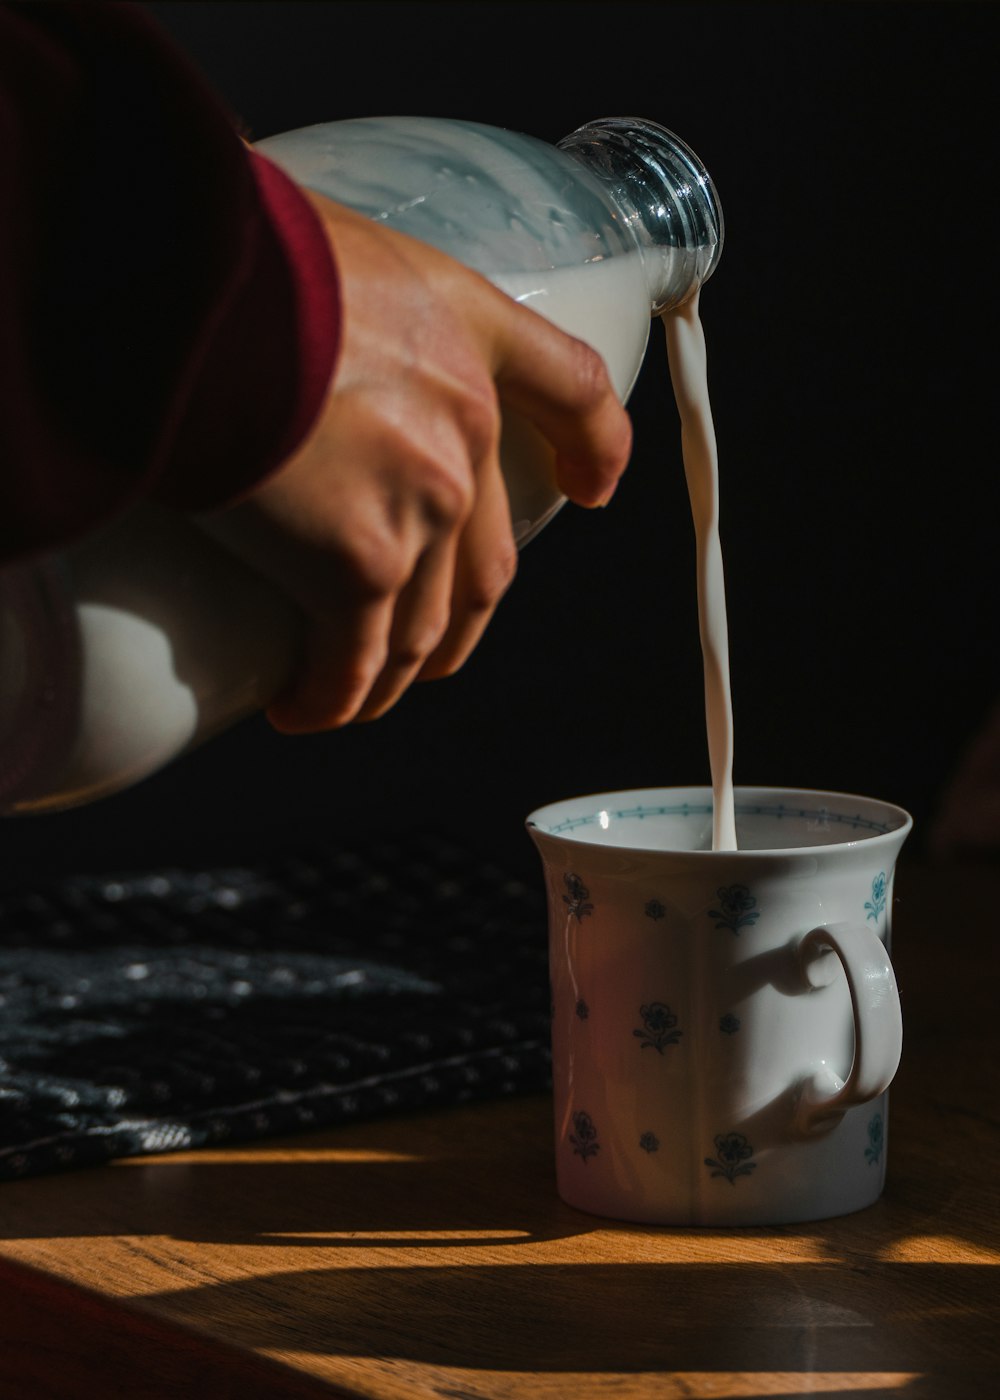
xmin=0 ymin=1 xmax=340 ymax=566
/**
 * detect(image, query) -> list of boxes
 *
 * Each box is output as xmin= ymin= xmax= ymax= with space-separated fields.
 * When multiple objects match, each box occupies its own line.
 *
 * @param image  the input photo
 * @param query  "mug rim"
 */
xmin=525 ymin=784 xmax=913 ymax=857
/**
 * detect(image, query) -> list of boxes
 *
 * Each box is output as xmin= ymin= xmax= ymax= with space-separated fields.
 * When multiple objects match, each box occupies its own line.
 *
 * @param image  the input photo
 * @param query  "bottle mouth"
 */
xmin=559 ymin=116 xmax=724 ymax=313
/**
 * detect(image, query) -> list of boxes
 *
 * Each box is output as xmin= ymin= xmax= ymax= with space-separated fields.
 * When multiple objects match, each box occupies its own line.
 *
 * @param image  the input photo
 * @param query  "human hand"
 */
xmin=205 ymin=194 xmax=633 ymax=733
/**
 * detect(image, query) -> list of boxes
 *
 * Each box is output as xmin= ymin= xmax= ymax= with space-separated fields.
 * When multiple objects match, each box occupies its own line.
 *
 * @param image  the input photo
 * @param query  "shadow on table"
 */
xmin=3 ymin=1095 xmax=998 ymax=1398
xmin=140 ymin=1256 xmax=996 ymax=1393
xmin=0 ymin=1108 xmax=593 ymax=1249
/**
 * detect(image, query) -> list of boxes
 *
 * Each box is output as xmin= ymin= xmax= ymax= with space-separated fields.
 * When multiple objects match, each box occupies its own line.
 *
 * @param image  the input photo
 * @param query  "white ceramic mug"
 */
xmin=526 ymin=785 xmax=912 ymax=1225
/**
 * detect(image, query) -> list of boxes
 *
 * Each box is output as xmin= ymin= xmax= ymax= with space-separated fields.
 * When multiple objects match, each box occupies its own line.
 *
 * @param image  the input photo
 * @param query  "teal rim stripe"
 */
xmin=544 ymin=801 xmax=893 ymax=837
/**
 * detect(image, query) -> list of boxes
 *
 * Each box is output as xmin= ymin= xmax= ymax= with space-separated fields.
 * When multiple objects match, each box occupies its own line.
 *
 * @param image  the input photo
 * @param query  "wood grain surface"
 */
xmin=0 ymin=861 xmax=997 ymax=1399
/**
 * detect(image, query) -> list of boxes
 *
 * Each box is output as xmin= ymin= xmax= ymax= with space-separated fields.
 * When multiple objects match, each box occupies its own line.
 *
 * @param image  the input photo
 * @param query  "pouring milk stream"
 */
xmin=663 ymin=295 xmax=736 ymax=850
xmin=0 ymin=116 xmax=733 ymax=834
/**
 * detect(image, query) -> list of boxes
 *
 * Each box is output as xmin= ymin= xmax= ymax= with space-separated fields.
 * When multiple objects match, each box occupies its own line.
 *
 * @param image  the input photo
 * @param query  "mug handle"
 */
xmin=792 ymin=922 xmax=903 ymax=1136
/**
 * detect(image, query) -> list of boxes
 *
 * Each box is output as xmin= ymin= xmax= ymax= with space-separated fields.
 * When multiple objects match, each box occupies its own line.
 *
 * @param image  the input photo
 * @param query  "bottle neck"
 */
xmin=558 ymin=117 xmax=724 ymax=314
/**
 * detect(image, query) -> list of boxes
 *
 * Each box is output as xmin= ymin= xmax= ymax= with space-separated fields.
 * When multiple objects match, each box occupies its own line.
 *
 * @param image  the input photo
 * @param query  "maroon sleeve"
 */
xmin=0 ymin=1 xmax=341 ymax=566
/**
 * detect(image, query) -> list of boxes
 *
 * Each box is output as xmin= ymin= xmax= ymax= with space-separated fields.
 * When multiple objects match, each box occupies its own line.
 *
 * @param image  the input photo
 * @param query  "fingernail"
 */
xmin=595 ymin=481 xmax=619 ymax=508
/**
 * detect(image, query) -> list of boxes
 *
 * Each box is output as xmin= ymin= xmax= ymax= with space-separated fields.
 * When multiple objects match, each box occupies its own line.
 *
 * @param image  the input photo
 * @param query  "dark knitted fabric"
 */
xmin=0 ymin=835 xmax=552 ymax=1180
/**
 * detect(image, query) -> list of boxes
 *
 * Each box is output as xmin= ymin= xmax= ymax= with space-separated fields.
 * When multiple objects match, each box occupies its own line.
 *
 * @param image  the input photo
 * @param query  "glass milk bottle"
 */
xmin=257 ymin=116 xmax=724 ymax=544
xmin=0 ymin=116 xmax=723 ymax=816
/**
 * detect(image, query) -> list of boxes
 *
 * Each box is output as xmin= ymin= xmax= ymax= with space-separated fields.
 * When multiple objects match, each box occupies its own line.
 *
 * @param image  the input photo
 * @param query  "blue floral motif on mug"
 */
xmin=644 ymin=899 xmax=667 ymax=921
xmin=562 ymin=873 xmax=594 ymax=921
xmin=634 ymin=1002 xmax=682 ymax=1052
xmin=709 ymin=884 xmax=761 ymax=935
xmin=639 ymin=1131 xmax=660 ymax=1153
xmin=575 ymin=999 xmax=589 ymax=1021
xmin=570 ymin=1110 xmax=600 ymax=1162
xmin=719 ymin=1012 xmax=741 ymax=1035
xmin=865 ymin=872 xmax=887 ymax=923
xmin=705 ymin=1132 xmax=757 ymax=1184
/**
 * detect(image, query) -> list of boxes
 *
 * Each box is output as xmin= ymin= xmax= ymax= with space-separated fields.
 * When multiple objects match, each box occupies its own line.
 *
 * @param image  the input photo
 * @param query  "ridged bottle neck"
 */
xmin=558 ymin=117 xmax=724 ymax=314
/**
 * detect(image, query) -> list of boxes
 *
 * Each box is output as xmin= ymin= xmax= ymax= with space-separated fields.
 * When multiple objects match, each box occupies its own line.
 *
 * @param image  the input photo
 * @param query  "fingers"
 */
xmin=417 ymin=447 xmax=518 ymax=681
xmin=272 ymin=445 xmax=517 ymax=730
xmin=243 ymin=204 xmax=634 ymax=735
xmin=265 ymin=322 xmax=624 ymax=732
xmin=265 ymin=593 xmax=394 ymax=733
xmin=351 ymin=532 xmax=458 ymax=721
xmin=490 ymin=298 xmax=633 ymax=508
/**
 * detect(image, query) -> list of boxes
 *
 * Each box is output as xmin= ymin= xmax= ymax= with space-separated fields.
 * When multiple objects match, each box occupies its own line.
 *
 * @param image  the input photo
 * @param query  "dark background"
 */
xmin=4 ymin=0 xmax=997 ymax=882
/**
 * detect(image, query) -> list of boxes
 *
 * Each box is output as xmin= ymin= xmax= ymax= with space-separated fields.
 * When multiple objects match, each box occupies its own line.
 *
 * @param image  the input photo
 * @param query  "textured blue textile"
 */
xmin=0 ymin=836 xmax=552 ymax=1180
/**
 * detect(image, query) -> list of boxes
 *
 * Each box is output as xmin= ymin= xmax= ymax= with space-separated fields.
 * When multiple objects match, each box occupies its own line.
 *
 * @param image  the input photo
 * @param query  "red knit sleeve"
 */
xmin=150 ymin=149 xmax=342 ymax=513
xmin=0 ymin=1 xmax=341 ymax=565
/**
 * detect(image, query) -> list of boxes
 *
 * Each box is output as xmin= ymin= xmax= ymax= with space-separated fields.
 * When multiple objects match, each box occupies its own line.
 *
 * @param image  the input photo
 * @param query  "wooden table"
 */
xmin=1 ymin=862 xmax=997 ymax=1399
